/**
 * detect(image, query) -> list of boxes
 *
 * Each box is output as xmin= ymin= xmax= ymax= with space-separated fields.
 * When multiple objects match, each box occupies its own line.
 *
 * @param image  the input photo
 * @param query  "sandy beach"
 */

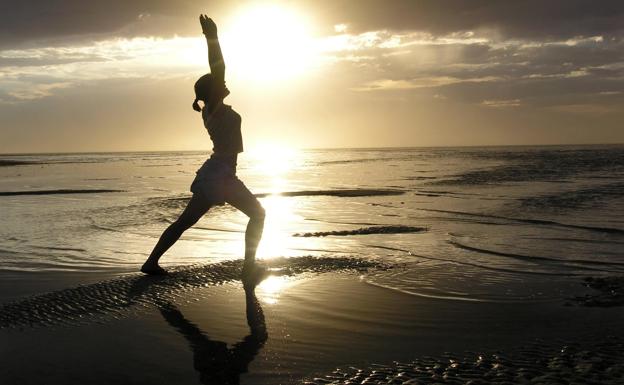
xmin=2 ymin=259 xmax=624 ymax=384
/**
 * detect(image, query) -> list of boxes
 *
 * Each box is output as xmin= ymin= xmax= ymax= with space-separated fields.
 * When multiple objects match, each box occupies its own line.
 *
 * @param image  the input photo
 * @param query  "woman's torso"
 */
xmin=202 ymin=104 xmax=243 ymax=169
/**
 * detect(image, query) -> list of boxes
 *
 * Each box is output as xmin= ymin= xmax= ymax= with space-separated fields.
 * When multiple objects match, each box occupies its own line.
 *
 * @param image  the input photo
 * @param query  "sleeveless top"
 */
xmin=202 ymin=104 xmax=243 ymax=168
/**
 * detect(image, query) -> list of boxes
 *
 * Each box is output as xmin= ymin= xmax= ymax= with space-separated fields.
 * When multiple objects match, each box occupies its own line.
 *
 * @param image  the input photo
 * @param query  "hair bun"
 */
xmin=192 ymin=98 xmax=201 ymax=112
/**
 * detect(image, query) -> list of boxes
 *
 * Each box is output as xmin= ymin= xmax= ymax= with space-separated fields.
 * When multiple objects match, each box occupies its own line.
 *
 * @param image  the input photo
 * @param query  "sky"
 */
xmin=1 ymin=0 xmax=623 ymax=153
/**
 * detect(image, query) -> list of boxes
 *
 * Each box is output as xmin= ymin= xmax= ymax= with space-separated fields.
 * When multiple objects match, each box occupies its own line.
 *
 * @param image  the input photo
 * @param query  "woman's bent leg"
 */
xmin=141 ymin=194 xmax=212 ymax=274
xmin=225 ymin=180 xmax=265 ymax=273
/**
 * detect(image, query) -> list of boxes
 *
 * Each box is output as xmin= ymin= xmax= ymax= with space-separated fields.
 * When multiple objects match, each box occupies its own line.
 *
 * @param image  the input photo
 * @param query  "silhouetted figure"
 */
xmin=141 ymin=15 xmax=266 ymax=286
xmin=158 ymin=287 xmax=267 ymax=385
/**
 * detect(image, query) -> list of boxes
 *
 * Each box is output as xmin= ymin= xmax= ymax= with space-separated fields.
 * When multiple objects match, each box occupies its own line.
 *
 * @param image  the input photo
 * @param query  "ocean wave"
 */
xmin=419 ymin=208 xmax=624 ymax=234
xmin=0 ymin=256 xmax=387 ymax=329
xmin=316 ymin=155 xmax=418 ymax=166
xmin=524 ymin=236 xmax=624 ymax=246
xmin=136 ymin=188 xmax=406 ymax=222
xmin=449 ymin=240 xmax=624 ymax=272
xmin=520 ymin=181 xmax=624 ymax=210
xmin=432 ymin=146 xmax=624 ymax=185
xmin=85 ymin=196 xmax=233 ymax=231
xmin=152 ymin=189 xmax=404 ymax=210
xmin=193 ymin=226 xmax=244 ymax=233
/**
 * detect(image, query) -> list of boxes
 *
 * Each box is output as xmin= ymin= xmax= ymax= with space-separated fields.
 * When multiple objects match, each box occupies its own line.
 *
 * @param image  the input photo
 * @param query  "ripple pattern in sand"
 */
xmin=305 ymin=339 xmax=624 ymax=385
xmin=0 ymin=256 xmax=386 ymax=330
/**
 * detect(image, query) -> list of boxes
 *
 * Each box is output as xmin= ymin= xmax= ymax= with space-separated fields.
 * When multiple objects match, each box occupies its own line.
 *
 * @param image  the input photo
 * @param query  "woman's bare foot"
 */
xmin=141 ymin=261 xmax=168 ymax=275
xmin=242 ymin=261 xmax=268 ymax=288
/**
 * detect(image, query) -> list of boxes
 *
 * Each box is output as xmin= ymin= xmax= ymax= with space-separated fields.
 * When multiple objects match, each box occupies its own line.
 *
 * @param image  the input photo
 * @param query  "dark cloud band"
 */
xmin=1 ymin=0 xmax=623 ymax=48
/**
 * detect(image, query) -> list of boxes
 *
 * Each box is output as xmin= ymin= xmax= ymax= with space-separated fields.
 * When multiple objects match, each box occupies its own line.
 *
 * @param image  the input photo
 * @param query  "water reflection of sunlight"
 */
xmin=257 ymin=195 xmax=301 ymax=259
xmin=257 ymin=275 xmax=290 ymax=304
xmin=247 ymin=143 xmax=299 ymax=178
xmin=245 ymin=143 xmax=303 ymax=259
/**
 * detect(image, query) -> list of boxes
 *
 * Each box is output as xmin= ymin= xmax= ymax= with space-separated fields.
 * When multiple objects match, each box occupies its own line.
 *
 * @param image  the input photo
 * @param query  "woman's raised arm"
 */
xmin=200 ymin=15 xmax=225 ymax=84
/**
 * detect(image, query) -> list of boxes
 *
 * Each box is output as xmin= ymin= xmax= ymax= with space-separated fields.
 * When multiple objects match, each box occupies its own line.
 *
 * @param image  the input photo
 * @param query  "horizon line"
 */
xmin=1 ymin=142 xmax=623 ymax=156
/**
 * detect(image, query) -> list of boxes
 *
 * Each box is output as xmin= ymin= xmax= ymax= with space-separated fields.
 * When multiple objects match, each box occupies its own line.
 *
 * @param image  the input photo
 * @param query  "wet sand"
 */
xmin=2 ymin=265 xmax=624 ymax=384
xmin=293 ymin=225 xmax=426 ymax=237
xmin=0 ymin=189 xmax=125 ymax=196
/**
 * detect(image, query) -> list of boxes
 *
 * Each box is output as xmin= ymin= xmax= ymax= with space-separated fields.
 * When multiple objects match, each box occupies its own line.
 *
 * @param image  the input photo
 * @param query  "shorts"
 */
xmin=190 ymin=158 xmax=244 ymax=205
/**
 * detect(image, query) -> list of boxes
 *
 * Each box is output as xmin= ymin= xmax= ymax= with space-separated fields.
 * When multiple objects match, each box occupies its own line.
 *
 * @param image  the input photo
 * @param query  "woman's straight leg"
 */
xmin=141 ymin=194 xmax=212 ymax=274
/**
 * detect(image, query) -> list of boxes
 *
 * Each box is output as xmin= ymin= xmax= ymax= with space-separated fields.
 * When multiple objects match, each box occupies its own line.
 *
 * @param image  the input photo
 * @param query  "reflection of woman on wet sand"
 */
xmin=159 ymin=287 xmax=267 ymax=385
xmin=141 ymin=15 xmax=265 ymax=285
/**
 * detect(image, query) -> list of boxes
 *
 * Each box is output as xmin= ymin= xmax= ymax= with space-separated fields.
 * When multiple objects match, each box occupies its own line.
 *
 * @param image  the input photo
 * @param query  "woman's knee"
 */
xmin=251 ymin=205 xmax=265 ymax=222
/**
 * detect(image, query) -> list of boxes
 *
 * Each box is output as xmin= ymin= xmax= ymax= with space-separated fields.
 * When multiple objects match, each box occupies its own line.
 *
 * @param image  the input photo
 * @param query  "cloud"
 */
xmin=1 ymin=3 xmax=623 ymax=113
xmin=308 ymin=0 xmax=624 ymax=39
xmin=0 ymin=0 xmax=203 ymax=48
xmin=0 ymin=36 xmax=205 ymax=102
xmin=318 ymin=27 xmax=623 ymax=110
xmin=546 ymin=103 xmax=617 ymax=115
xmin=481 ymin=99 xmax=521 ymax=108
xmin=354 ymin=76 xmax=501 ymax=91
xmin=2 ymin=0 xmax=623 ymax=49
xmin=5 ymin=81 xmax=72 ymax=101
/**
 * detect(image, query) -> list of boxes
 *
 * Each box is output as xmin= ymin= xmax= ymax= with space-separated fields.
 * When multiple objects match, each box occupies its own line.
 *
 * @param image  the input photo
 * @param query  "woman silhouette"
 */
xmin=141 ymin=15 xmax=265 ymax=284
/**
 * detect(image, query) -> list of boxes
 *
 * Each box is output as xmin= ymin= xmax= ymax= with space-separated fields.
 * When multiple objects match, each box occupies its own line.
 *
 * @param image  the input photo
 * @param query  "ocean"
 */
xmin=2 ymin=145 xmax=623 ymax=304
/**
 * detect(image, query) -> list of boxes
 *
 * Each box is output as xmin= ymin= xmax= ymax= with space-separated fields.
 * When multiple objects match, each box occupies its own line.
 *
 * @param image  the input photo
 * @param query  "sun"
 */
xmin=220 ymin=4 xmax=316 ymax=82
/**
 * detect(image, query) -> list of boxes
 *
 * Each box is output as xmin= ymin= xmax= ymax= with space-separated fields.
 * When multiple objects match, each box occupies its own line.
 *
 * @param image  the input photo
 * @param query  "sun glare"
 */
xmin=257 ymin=275 xmax=292 ymax=304
xmin=248 ymin=142 xmax=299 ymax=177
xmin=220 ymin=4 xmax=316 ymax=82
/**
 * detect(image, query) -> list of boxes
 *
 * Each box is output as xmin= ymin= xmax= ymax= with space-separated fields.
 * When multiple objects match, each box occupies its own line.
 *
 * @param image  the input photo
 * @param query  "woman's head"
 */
xmin=192 ymin=73 xmax=230 ymax=112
